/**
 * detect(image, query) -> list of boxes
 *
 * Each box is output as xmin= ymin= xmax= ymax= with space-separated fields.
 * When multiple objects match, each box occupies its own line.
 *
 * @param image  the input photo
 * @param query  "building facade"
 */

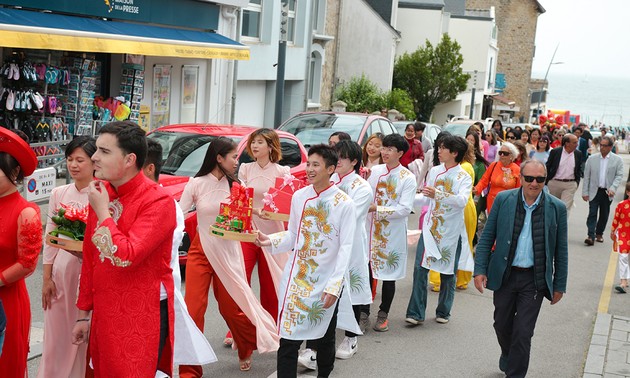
xmin=466 ymin=0 xmax=545 ymax=121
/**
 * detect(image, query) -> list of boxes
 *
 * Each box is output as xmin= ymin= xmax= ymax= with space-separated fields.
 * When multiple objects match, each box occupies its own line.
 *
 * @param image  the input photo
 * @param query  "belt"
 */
xmin=512 ymin=266 xmax=533 ymax=272
xmin=598 ymin=187 xmax=608 ymax=190
xmin=553 ymin=178 xmax=575 ymax=182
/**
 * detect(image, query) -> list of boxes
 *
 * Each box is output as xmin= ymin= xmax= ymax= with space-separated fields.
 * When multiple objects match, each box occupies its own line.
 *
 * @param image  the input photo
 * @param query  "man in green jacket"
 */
xmin=474 ymin=159 xmax=568 ymax=378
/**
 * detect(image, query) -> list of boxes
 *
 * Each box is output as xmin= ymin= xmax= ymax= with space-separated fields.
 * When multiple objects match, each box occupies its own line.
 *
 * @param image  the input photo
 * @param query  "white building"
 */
xmin=395 ymin=0 xmax=498 ymax=124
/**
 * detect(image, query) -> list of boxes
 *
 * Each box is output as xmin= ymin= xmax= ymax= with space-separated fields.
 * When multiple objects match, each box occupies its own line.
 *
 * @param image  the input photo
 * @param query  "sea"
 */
xmin=545 ymin=73 xmax=630 ymax=128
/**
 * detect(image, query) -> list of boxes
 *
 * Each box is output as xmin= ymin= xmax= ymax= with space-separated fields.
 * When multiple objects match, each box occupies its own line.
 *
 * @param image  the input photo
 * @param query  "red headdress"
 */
xmin=0 ymin=127 xmax=38 ymax=176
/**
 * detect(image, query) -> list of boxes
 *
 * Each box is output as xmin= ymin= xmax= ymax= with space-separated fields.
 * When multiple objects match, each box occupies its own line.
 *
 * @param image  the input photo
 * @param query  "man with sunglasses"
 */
xmin=545 ymin=133 xmax=583 ymax=215
xmin=582 ymin=135 xmax=624 ymax=246
xmin=474 ymin=159 xmax=568 ymax=377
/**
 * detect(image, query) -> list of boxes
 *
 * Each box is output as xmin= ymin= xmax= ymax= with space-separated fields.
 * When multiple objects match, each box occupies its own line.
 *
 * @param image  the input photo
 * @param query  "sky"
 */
xmin=532 ymin=0 xmax=630 ymax=79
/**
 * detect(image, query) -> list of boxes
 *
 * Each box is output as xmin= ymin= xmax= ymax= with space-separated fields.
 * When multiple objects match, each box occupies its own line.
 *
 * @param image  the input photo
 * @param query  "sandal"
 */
xmin=224 ymin=330 xmax=233 ymax=347
xmin=239 ymin=356 xmax=252 ymax=371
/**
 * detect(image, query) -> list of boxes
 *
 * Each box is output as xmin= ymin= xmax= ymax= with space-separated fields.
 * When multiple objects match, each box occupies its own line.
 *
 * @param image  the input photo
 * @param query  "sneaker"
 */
xmin=358 ymin=312 xmax=370 ymax=334
xmin=373 ymin=310 xmax=389 ymax=332
xmin=405 ymin=317 xmax=423 ymax=325
xmin=335 ymin=336 xmax=358 ymax=359
xmin=436 ymin=317 xmax=449 ymax=324
xmin=297 ymin=348 xmax=317 ymax=370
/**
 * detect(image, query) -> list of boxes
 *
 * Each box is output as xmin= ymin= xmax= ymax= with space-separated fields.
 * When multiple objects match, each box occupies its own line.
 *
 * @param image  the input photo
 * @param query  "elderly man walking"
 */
xmin=474 ymin=160 xmax=568 ymax=378
xmin=545 ymin=133 xmax=583 ymax=214
xmin=582 ymin=135 xmax=624 ymax=245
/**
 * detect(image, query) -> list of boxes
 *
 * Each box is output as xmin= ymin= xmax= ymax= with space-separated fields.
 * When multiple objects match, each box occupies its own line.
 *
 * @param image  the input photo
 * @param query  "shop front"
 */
xmin=0 ymin=1 xmax=248 ymax=175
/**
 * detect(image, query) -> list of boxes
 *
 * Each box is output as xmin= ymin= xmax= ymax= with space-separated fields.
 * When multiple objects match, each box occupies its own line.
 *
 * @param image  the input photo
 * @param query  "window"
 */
xmin=308 ymin=50 xmax=322 ymax=104
xmin=284 ymin=0 xmax=296 ymax=43
xmin=242 ymin=1 xmax=263 ymax=39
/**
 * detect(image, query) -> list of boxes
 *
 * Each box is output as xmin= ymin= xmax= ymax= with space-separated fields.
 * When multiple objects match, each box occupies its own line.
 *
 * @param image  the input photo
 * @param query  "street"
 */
xmin=25 ymin=155 xmax=630 ymax=377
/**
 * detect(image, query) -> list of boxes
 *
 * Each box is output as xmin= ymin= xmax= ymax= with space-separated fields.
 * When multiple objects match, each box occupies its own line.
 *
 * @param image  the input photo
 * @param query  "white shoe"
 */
xmin=297 ymin=348 xmax=317 ymax=370
xmin=436 ymin=317 xmax=449 ymax=324
xmin=335 ymin=336 xmax=358 ymax=359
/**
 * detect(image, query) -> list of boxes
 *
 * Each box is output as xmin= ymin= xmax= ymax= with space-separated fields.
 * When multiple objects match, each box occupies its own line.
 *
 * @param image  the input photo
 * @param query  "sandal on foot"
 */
xmin=224 ymin=330 xmax=233 ymax=347
xmin=239 ymin=357 xmax=252 ymax=371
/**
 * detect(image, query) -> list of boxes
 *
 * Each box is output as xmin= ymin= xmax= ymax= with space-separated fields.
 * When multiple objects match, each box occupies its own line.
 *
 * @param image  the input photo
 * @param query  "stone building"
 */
xmin=466 ymin=0 xmax=545 ymax=121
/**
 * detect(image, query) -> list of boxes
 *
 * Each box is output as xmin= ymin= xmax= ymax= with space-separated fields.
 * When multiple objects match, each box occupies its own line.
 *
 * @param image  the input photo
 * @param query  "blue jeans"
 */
xmin=406 ymin=235 xmax=462 ymax=320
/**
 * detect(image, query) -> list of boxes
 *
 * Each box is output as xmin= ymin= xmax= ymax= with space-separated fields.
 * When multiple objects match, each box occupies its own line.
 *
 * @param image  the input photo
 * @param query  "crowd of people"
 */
xmin=1 ymin=117 xmax=628 ymax=377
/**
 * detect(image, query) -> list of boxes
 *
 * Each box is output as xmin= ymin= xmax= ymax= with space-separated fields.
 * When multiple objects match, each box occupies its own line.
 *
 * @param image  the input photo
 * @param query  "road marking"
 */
xmin=598 ymin=249 xmax=618 ymax=313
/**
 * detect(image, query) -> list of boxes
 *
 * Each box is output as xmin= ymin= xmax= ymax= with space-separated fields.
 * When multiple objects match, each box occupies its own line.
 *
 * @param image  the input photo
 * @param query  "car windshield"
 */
xmin=148 ymin=131 xmax=240 ymax=177
xmin=442 ymin=123 xmax=471 ymax=137
xmin=279 ymin=114 xmax=364 ymax=147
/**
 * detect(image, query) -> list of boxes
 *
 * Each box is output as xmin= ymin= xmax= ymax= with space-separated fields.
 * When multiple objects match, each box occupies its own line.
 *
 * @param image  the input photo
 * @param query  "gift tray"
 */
xmin=261 ymin=210 xmax=290 ymax=222
xmin=45 ymin=234 xmax=84 ymax=252
xmin=209 ymin=225 xmax=257 ymax=242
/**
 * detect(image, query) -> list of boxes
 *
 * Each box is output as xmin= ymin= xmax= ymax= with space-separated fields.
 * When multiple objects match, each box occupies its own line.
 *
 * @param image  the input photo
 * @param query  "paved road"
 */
xmin=26 ymin=153 xmax=630 ymax=377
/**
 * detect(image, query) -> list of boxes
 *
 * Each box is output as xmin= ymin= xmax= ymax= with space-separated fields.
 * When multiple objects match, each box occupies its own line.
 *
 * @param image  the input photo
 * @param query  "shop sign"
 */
xmin=0 ymin=0 xmax=219 ymax=30
xmin=24 ymin=167 xmax=56 ymax=202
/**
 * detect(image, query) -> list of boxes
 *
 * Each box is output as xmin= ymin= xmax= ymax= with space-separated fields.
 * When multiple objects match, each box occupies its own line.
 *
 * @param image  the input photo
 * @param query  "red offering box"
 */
xmin=261 ymin=175 xmax=304 ymax=220
xmin=274 ymin=176 xmax=304 ymax=194
xmin=211 ymin=183 xmax=256 ymax=240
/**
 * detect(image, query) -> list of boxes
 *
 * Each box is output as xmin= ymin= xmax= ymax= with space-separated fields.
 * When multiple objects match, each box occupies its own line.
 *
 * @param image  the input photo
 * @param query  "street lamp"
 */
xmin=535 ymin=45 xmax=564 ymax=122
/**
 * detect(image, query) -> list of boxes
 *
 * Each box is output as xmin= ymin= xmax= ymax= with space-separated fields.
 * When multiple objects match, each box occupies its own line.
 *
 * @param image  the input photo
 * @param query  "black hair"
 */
xmin=413 ymin=122 xmax=426 ymax=132
xmin=308 ymin=143 xmax=338 ymax=169
xmin=382 ymin=133 xmax=409 ymax=154
xmin=145 ymin=139 xmax=163 ymax=182
xmin=0 ymin=152 xmax=22 ymax=184
xmin=329 ymin=131 xmax=351 ymax=141
xmin=465 ymin=131 xmax=489 ymax=166
xmin=98 ymin=121 xmax=147 ymax=169
xmin=432 ymin=131 xmax=451 ymax=166
xmin=440 ymin=135 xmax=469 ymax=163
xmin=334 ymin=140 xmax=362 ymax=174
xmin=195 ymin=137 xmax=238 ymax=188
xmin=65 ymin=136 xmax=97 ymax=159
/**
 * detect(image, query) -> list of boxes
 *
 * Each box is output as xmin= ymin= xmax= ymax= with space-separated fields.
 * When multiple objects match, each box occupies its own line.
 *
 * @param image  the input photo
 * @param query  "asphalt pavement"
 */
xmin=25 ymin=146 xmax=630 ymax=377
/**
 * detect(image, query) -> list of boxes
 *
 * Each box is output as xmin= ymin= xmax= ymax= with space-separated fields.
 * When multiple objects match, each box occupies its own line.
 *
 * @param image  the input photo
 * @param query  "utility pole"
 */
xmin=536 ymin=44 xmax=564 ymax=122
xmin=469 ymin=70 xmax=478 ymax=119
xmin=273 ymin=1 xmax=289 ymax=128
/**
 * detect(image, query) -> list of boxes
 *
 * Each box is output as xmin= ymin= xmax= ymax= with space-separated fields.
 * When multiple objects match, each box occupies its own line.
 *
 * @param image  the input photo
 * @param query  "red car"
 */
xmin=147 ymin=124 xmax=308 ymax=271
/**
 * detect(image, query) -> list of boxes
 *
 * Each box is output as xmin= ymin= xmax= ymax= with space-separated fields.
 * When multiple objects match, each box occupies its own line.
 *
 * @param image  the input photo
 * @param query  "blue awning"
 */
xmin=0 ymin=8 xmax=249 ymax=60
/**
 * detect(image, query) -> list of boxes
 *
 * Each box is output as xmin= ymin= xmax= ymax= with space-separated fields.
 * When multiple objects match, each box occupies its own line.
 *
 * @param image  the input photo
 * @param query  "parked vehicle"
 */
xmin=392 ymin=121 xmax=442 ymax=146
xmin=278 ymin=112 xmax=397 ymax=147
xmin=147 ymin=124 xmax=308 ymax=272
xmin=443 ymin=118 xmax=493 ymax=136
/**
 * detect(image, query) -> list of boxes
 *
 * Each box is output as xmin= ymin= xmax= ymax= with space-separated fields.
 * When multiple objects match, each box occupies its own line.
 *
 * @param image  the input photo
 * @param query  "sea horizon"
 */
xmin=537 ymin=72 xmax=630 ymax=127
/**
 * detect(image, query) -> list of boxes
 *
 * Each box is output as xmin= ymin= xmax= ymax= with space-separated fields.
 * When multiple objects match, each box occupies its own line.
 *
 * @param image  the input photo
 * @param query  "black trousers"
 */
xmin=587 ymin=188 xmax=613 ymax=238
xmin=493 ymin=270 xmax=545 ymax=378
xmin=157 ymin=299 xmax=169 ymax=369
xmin=278 ymin=300 xmax=339 ymax=378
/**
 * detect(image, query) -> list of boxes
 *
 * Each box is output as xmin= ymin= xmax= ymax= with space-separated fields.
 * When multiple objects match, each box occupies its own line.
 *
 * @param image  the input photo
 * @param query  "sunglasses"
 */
xmin=498 ymin=151 xmax=511 ymax=156
xmin=507 ymin=136 xmax=516 ymax=139
xmin=523 ymin=175 xmax=546 ymax=183
xmin=600 ymin=143 xmax=612 ymax=147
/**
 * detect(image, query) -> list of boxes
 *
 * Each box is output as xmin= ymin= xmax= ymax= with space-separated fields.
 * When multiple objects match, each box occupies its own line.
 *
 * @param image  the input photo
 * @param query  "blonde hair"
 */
xmin=246 ymin=128 xmax=282 ymax=163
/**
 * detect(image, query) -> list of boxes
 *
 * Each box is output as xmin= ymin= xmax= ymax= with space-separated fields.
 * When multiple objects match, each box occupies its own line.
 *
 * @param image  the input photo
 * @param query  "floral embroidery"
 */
xmin=108 ymin=199 xmax=123 ymax=222
xmin=18 ymin=213 xmax=43 ymax=269
xmin=283 ymin=200 xmax=334 ymax=335
xmin=92 ymin=226 xmax=132 ymax=267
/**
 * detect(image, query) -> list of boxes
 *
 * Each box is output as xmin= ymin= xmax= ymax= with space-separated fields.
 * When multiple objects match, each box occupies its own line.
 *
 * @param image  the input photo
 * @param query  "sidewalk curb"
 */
xmin=584 ymin=313 xmax=611 ymax=376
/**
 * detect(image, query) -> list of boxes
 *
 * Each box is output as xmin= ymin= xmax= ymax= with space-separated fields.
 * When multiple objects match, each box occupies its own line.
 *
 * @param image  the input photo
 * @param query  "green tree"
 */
xmin=334 ymin=75 xmax=382 ymax=113
xmin=393 ymin=34 xmax=470 ymax=121
xmin=383 ymin=88 xmax=415 ymax=120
